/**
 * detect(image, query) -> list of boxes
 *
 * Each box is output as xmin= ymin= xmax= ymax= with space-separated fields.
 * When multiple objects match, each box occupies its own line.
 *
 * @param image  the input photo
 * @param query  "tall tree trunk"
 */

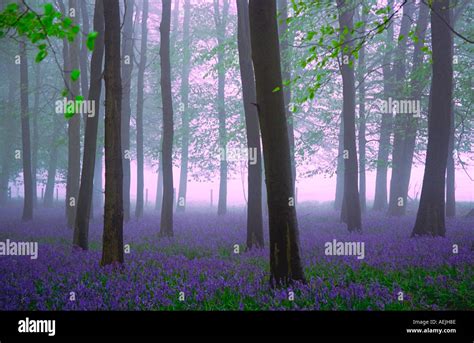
xmin=411 ymin=0 xmax=453 ymax=237
xmin=446 ymin=102 xmax=455 ymax=217
xmin=101 ymin=0 xmax=124 ymax=266
xmin=214 ymin=0 xmax=229 ymax=216
xmin=32 ymin=62 xmax=40 ymax=207
xmin=135 ymin=0 xmax=149 ymax=219
xmin=80 ymin=0 xmax=90 ymax=121
xmin=160 ymin=0 xmax=174 ymax=237
xmin=66 ymin=0 xmax=82 ymax=228
xmin=373 ymin=0 xmax=394 ymax=211
xmin=249 ymin=0 xmax=305 ymax=286
xmin=387 ymin=1 xmax=415 ymax=216
xmin=277 ymin=0 xmax=296 ymax=189
xmin=176 ymin=0 xmax=191 ymax=213
xmin=237 ymin=0 xmax=264 ymax=249
xmin=357 ymin=8 xmax=367 ymax=213
xmin=0 ymin=53 xmax=17 ymax=206
xmin=337 ymin=0 xmax=361 ymax=232
xmin=155 ymin=152 xmax=163 ymax=212
xmin=93 ymin=140 xmax=103 ymax=215
xmin=121 ymin=0 xmax=134 ymax=221
xmin=334 ymin=117 xmax=344 ymax=211
xmin=73 ymin=0 xmax=105 ymax=250
xmin=19 ymin=39 xmax=33 ymax=221
xmin=44 ymin=117 xmax=62 ymax=208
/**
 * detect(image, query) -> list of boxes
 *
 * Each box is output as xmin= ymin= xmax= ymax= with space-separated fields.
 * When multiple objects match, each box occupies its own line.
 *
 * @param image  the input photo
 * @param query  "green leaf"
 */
xmin=272 ymin=86 xmax=281 ymax=93
xmin=86 ymin=31 xmax=98 ymax=51
xmin=61 ymin=89 xmax=68 ymax=97
xmin=398 ymin=34 xmax=405 ymax=42
xmin=70 ymin=69 xmax=80 ymax=81
xmin=35 ymin=50 xmax=48 ymax=63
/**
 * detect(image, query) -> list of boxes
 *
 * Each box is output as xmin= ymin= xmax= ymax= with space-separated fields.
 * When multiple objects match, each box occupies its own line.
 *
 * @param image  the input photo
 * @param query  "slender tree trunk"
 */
xmin=214 ymin=0 xmax=229 ymax=216
xmin=176 ymin=0 xmax=191 ymax=213
xmin=0 ymin=53 xmax=17 ymax=206
xmin=337 ymin=0 xmax=361 ymax=232
xmin=155 ymin=153 xmax=163 ymax=211
xmin=93 ymin=141 xmax=103 ymax=215
xmin=135 ymin=0 xmax=149 ymax=219
xmin=277 ymin=0 xmax=296 ymax=189
xmin=44 ymin=117 xmax=62 ymax=208
xmin=160 ymin=0 xmax=174 ymax=237
xmin=446 ymin=102 xmax=456 ymax=217
xmin=73 ymin=0 xmax=105 ymax=250
xmin=80 ymin=0 xmax=90 ymax=122
xmin=237 ymin=0 xmax=264 ymax=249
xmin=373 ymin=0 xmax=394 ymax=211
xmin=334 ymin=117 xmax=344 ymax=211
xmin=387 ymin=1 xmax=415 ymax=216
xmin=19 ymin=39 xmax=33 ymax=221
xmin=249 ymin=0 xmax=305 ymax=286
xmin=66 ymin=0 xmax=82 ymax=228
xmin=121 ymin=0 xmax=134 ymax=221
xmin=357 ymin=9 xmax=367 ymax=213
xmin=101 ymin=0 xmax=124 ymax=266
xmin=412 ymin=0 xmax=453 ymax=237
xmin=32 ymin=62 xmax=40 ymax=207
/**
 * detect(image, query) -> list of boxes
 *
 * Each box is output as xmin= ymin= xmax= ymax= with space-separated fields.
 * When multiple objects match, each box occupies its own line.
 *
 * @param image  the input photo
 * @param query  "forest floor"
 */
xmin=0 ymin=203 xmax=473 ymax=310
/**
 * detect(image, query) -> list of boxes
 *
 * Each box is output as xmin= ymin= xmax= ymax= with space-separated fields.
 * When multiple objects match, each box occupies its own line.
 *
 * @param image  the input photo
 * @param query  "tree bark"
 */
xmin=159 ymin=0 xmax=174 ymax=237
xmin=66 ymin=0 xmax=82 ymax=228
xmin=249 ymin=0 xmax=305 ymax=286
xmin=73 ymin=0 xmax=105 ymax=250
xmin=101 ymin=0 xmax=124 ymax=266
xmin=387 ymin=0 xmax=415 ymax=216
xmin=135 ymin=0 xmax=148 ymax=219
xmin=237 ymin=0 xmax=264 ymax=249
xmin=337 ymin=0 xmax=361 ymax=232
xmin=214 ymin=0 xmax=229 ymax=216
xmin=121 ymin=0 xmax=134 ymax=221
xmin=176 ymin=0 xmax=191 ymax=213
xmin=32 ymin=62 xmax=40 ymax=207
xmin=412 ymin=0 xmax=453 ymax=237
xmin=357 ymin=8 xmax=367 ymax=213
xmin=373 ymin=0 xmax=394 ymax=211
xmin=19 ymin=39 xmax=33 ymax=221
xmin=334 ymin=117 xmax=344 ymax=211
xmin=44 ymin=117 xmax=62 ymax=208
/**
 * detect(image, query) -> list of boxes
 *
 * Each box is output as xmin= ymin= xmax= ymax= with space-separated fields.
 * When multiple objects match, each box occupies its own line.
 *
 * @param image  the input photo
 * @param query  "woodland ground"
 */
xmin=0 ymin=203 xmax=473 ymax=310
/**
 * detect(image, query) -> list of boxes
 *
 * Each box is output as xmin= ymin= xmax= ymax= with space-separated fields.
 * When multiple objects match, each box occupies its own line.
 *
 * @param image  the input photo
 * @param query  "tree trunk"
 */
xmin=446 ymin=102 xmax=455 ymax=217
xmin=337 ymin=0 xmax=361 ymax=232
xmin=214 ymin=0 xmax=229 ymax=216
xmin=19 ymin=39 xmax=33 ymax=221
xmin=277 ymin=0 xmax=296 ymax=189
xmin=135 ymin=0 xmax=148 ymax=219
xmin=357 ymin=8 xmax=367 ymax=213
xmin=32 ymin=62 xmax=40 ymax=208
xmin=176 ymin=0 xmax=191 ymax=213
xmin=155 ymin=153 xmax=163 ymax=212
xmin=387 ymin=1 xmax=415 ymax=216
xmin=249 ymin=0 xmax=305 ymax=286
xmin=411 ymin=0 xmax=453 ymax=237
xmin=334 ymin=117 xmax=344 ymax=211
xmin=73 ymin=0 xmax=105 ymax=250
xmin=44 ymin=117 xmax=62 ymax=208
xmin=159 ymin=0 xmax=174 ymax=237
xmin=373 ymin=0 xmax=394 ymax=211
xmin=66 ymin=0 xmax=82 ymax=228
xmin=80 ymin=0 xmax=90 ymax=121
xmin=121 ymin=0 xmax=134 ymax=221
xmin=101 ymin=0 xmax=124 ymax=266
xmin=237 ymin=0 xmax=264 ymax=249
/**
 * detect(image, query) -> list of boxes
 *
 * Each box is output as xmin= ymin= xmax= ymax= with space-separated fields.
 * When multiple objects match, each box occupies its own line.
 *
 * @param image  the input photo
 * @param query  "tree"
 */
xmin=357 ymin=6 xmax=367 ymax=213
xmin=337 ymin=0 xmax=361 ymax=232
xmin=160 ymin=0 xmax=174 ymax=237
xmin=412 ymin=0 xmax=453 ymax=237
xmin=121 ymin=0 xmax=134 ymax=221
xmin=101 ymin=0 xmax=124 ymax=266
xmin=65 ymin=0 xmax=82 ymax=228
xmin=135 ymin=0 xmax=149 ymax=219
xmin=214 ymin=0 xmax=229 ymax=216
xmin=73 ymin=0 xmax=105 ymax=250
xmin=236 ymin=0 xmax=264 ymax=249
xmin=19 ymin=37 xmax=33 ymax=221
xmin=31 ymin=62 xmax=40 ymax=207
xmin=387 ymin=0 xmax=416 ymax=216
xmin=372 ymin=0 xmax=394 ymax=211
xmin=176 ymin=0 xmax=191 ymax=213
xmin=249 ymin=0 xmax=305 ymax=286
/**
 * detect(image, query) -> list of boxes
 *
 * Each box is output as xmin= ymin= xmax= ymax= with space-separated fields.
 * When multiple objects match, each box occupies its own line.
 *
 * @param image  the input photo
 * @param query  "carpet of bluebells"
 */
xmin=0 ymin=204 xmax=473 ymax=311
